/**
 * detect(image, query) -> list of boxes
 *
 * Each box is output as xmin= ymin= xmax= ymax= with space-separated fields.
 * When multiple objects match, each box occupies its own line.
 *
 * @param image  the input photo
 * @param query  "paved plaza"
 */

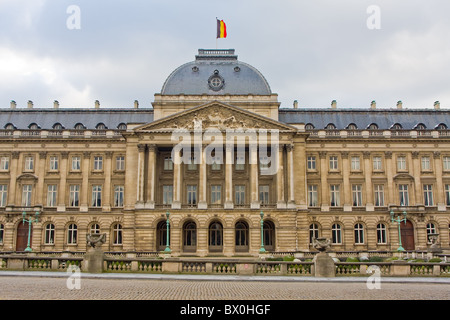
xmin=0 ymin=271 xmax=448 ymax=300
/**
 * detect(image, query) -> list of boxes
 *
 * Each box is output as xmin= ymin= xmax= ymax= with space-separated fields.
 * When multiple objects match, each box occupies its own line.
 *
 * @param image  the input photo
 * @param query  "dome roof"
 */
xmin=161 ymin=49 xmax=272 ymax=96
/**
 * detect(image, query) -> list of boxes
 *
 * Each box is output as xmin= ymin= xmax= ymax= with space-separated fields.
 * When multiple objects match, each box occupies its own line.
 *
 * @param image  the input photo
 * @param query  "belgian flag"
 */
xmin=216 ymin=19 xmax=227 ymax=38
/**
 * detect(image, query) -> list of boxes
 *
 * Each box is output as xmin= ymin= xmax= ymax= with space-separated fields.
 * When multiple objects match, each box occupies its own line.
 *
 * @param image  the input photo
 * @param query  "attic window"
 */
xmin=29 ymin=123 xmax=40 ymax=130
xmin=96 ymin=123 xmax=107 ymax=130
xmin=192 ymin=66 xmax=199 ymax=72
xmin=74 ymin=123 xmax=85 ymax=130
xmin=368 ymin=123 xmax=378 ymax=130
xmin=415 ymin=123 xmax=426 ymax=130
xmin=305 ymin=123 xmax=315 ymax=130
xmin=436 ymin=123 xmax=447 ymax=130
xmin=53 ymin=123 xmax=64 ymax=130
xmin=5 ymin=124 xmax=15 ymax=130
xmin=346 ymin=123 xmax=357 ymax=130
xmin=325 ymin=123 xmax=336 ymax=130
xmin=117 ymin=123 xmax=127 ymax=130
xmin=391 ymin=123 xmax=402 ymax=130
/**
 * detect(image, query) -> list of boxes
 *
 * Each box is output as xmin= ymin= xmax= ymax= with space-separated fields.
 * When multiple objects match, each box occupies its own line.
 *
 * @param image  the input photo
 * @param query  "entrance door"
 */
xmin=16 ymin=221 xmax=30 ymax=252
xmin=400 ymin=220 xmax=415 ymax=250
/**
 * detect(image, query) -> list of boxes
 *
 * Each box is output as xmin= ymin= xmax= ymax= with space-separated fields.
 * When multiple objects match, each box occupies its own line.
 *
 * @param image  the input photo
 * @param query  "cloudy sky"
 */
xmin=0 ymin=0 xmax=449 ymax=110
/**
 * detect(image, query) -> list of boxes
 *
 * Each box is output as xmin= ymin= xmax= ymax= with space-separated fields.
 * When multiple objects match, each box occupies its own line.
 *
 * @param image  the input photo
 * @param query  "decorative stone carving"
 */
xmin=312 ymin=237 xmax=331 ymax=252
xmin=86 ymin=233 xmax=106 ymax=248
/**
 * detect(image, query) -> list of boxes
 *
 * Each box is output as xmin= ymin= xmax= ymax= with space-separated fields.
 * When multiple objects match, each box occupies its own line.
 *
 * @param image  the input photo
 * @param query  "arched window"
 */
xmin=391 ymin=123 xmax=403 ymax=130
xmin=45 ymin=224 xmax=55 ymax=245
xmin=309 ymin=223 xmax=319 ymax=244
xmin=415 ymin=123 xmax=426 ymax=130
xmin=354 ymin=223 xmax=364 ymax=244
xmin=183 ymin=221 xmax=197 ymax=252
xmin=346 ymin=123 xmax=358 ymax=130
xmin=209 ymin=221 xmax=223 ymax=252
xmin=117 ymin=123 xmax=127 ymax=131
xmin=52 ymin=123 xmax=64 ymax=130
xmin=305 ymin=123 xmax=315 ymax=130
xmin=96 ymin=123 xmax=107 ymax=130
xmin=235 ymin=221 xmax=249 ymax=252
xmin=74 ymin=123 xmax=85 ymax=130
xmin=436 ymin=123 xmax=447 ymax=130
xmin=157 ymin=220 xmax=168 ymax=251
xmin=112 ymin=224 xmax=123 ymax=245
xmin=4 ymin=123 xmax=15 ymax=130
xmin=368 ymin=123 xmax=378 ymax=130
xmin=426 ymin=223 xmax=436 ymax=235
xmin=263 ymin=221 xmax=275 ymax=251
xmin=325 ymin=123 xmax=336 ymax=130
xmin=0 ymin=223 xmax=4 ymax=244
xmin=377 ymin=223 xmax=387 ymax=244
xmin=28 ymin=123 xmax=40 ymax=130
xmin=331 ymin=223 xmax=342 ymax=244
xmin=90 ymin=224 xmax=100 ymax=235
xmin=67 ymin=224 xmax=77 ymax=244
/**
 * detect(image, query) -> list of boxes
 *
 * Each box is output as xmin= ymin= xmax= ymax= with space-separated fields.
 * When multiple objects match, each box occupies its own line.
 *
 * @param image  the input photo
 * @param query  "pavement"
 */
xmin=1 ymin=270 xmax=449 ymax=284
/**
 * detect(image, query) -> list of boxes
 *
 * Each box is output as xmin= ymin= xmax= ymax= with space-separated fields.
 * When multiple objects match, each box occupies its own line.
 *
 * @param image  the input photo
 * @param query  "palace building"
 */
xmin=0 ymin=49 xmax=449 ymax=256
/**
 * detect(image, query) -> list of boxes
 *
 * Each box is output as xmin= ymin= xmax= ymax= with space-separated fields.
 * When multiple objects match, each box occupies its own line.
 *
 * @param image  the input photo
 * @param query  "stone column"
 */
xmin=80 ymin=151 xmax=90 ymax=212
xmin=57 ymin=152 xmax=68 ymax=211
xmin=385 ymin=152 xmax=394 ymax=206
xmin=319 ymin=151 xmax=329 ymax=211
xmin=292 ymin=142 xmax=306 ymax=209
xmin=102 ymin=151 xmax=112 ymax=212
xmin=224 ymin=145 xmax=234 ymax=209
xmin=146 ymin=144 xmax=156 ymax=209
xmin=198 ymin=145 xmax=207 ymax=209
xmin=434 ymin=152 xmax=445 ymax=211
xmin=172 ymin=146 xmax=182 ymax=209
xmin=341 ymin=152 xmax=351 ymax=212
xmin=276 ymin=144 xmax=286 ymax=208
xmin=136 ymin=144 xmax=146 ymax=205
xmin=363 ymin=151 xmax=374 ymax=211
xmin=412 ymin=151 xmax=421 ymax=206
xmin=7 ymin=151 xmax=20 ymax=206
xmin=250 ymin=144 xmax=260 ymax=209
xmin=36 ymin=152 xmax=47 ymax=207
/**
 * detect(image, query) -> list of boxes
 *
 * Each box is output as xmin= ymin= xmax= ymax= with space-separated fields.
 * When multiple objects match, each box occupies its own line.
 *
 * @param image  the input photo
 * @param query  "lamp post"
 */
xmin=259 ymin=211 xmax=266 ymax=253
xmin=164 ymin=211 xmax=171 ymax=253
xmin=22 ymin=211 xmax=39 ymax=252
xmin=390 ymin=210 xmax=407 ymax=252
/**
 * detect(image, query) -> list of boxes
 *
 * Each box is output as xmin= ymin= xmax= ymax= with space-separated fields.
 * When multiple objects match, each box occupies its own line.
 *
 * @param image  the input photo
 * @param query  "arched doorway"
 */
xmin=263 ymin=221 xmax=275 ymax=252
xmin=156 ymin=220 xmax=169 ymax=251
xmin=16 ymin=221 xmax=30 ymax=252
xmin=400 ymin=220 xmax=415 ymax=250
xmin=183 ymin=221 xmax=197 ymax=252
xmin=208 ymin=221 xmax=223 ymax=253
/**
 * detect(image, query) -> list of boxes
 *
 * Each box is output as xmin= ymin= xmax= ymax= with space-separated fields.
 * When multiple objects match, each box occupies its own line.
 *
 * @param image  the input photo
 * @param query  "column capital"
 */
xmin=105 ymin=151 xmax=113 ymax=159
xmin=148 ymin=144 xmax=157 ymax=152
xmin=384 ymin=151 xmax=392 ymax=159
xmin=83 ymin=151 xmax=91 ymax=158
xmin=137 ymin=144 xmax=146 ymax=152
xmin=39 ymin=151 xmax=47 ymax=160
xmin=319 ymin=151 xmax=327 ymax=159
xmin=411 ymin=151 xmax=419 ymax=159
xmin=363 ymin=151 xmax=371 ymax=159
xmin=61 ymin=151 xmax=69 ymax=159
xmin=285 ymin=144 xmax=294 ymax=152
xmin=433 ymin=151 xmax=441 ymax=159
xmin=340 ymin=151 xmax=349 ymax=159
xmin=12 ymin=151 xmax=20 ymax=159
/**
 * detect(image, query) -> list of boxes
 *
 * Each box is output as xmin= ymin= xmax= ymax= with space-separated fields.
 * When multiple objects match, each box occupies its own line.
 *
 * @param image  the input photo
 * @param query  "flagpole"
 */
xmin=215 ymin=17 xmax=217 ymax=49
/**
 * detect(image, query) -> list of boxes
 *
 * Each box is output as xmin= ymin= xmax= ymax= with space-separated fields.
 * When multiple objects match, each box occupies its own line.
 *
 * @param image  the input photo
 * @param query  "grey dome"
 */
xmin=161 ymin=49 xmax=272 ymax=96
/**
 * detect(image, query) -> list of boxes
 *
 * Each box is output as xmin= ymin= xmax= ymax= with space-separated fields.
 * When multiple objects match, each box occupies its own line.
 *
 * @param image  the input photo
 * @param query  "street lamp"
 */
xmin=259 ymin=211 xmax=266 ymax=253
xmin=164 ymin=211 xmax=171 ymax=253
xmin=390 ymin=210 xmax=407 ymax=252
xmin=22 ymin=211 xmax=39 ymax=252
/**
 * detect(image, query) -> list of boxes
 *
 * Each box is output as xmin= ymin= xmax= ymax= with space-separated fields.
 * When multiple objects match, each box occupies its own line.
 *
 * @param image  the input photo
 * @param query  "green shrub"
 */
xmin=368 ymin=256 xmax=384 ymax=262
xmin=345 ymin=257 xmax=359 ymax=262
xmin=386 ymin=257 xmax=399 ymax=261
xmin=267 ymin=257 xmax=283 ymax=261
xmin=283 ymin=255 xmax=295 ymax=261
xmin=428 ymin=258 xmax=442 ymax=263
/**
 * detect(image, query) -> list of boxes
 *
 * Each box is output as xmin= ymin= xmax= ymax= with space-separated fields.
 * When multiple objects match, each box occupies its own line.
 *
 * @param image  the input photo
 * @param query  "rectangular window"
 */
xmin=259 ymin=185 xmax=270 ymax=205
xmin=163 ymin=185 xmax=173 ymax=205
xmin=71 ymin=156 xmax=81 ymax=171
xmin=116 ymin=156 xmax=125 ymax=171
xmin=397 ymin=156 xmax=406 ymax=171
xmin=187 ymin=185 xmax=197 ymax=205
xmin=443 ymin=157 xmax=450 ymax=171
xmin=211 ymin=156 xmax=222 ymax=171
xmin=330 ymin=184 xmax=340 ymax=207
xmin=93 ymin=156 xmax=103 ymax=171
xmin=164 ymin=157 xmax=173 ymax=171
xmin=24 ymin=156 xmax=34 ymax=171
xmin=187 ymin=156 xmax=197 ymax=171
xmin=374 ymin=184 xmax=385 ymax=207
xmin=446 ymin=185 xmax=450 ymax=206
xmin=47 ymin=185 xmax=58 ymax=207
xmin=0 ymin=156 xmax=9 ymax=170
xmin=423 ymin=184 xmax=433 ymax=207
xmin=69 ymin=185 xmax=80 ymax=207
xmin=399 ymin=184 xmax=409 ymax=206
xmin=114 ymin=186 xmax=124 ymax=207
xmin=211 ymin=185 xmax=222 ymax=204
xmin=307 ymin=156 xmax=316 ymax=170
xmin=235 ymin=185 xmax=245 ymax=205
xmin=421 ymin=156 xmax=431 ymax=171
xmin=352 ymin=184 xmax=363 ymax=206
xmin=329 ymin=156 xmax=338 ymax=170
xmin=259 ymin=155 xmax=270 ymax=172
xmin=49 ymin=156 xmax=59 ymax=171
xmin=235 ymin=155 xmax=245 ymax=171
xmin=91 ymin=185 xmax=102 ymax=207
xmin=351 ymin=156 xmax=360 ymax=171
xmin=308 ymin=185 xmax=318 ymax=207
xmin=373 ymin=156 xmax=382 ymax=171
xmin=0 ymin=185 xmax=7 ymax=207
xmin=22 ymin=185 xmax=32 ymax=207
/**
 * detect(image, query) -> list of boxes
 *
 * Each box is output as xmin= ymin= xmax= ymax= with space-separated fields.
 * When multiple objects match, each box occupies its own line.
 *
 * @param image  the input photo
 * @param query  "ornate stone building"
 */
xmin=0 ymin=49 xmax=449 ymax=256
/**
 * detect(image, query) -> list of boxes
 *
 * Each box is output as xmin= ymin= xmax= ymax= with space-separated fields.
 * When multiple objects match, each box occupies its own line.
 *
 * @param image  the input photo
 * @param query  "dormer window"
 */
xmin=325 ymin=123 xmax=336 ymax=130
xmin=96 ymin=123 xmax=107 ymax=130
xmin=117 ymin=123 xmax=127 ymax=130
xmin=305 ymin=123 xmax=315 ymax=130
xmin=5 ymin=124 xmax=15 ymax=130
xmin=368 ymin=123 xmax=378 ymax=130
xmin=391 ymin=123 xmax=402 ymax=130
xmin=74 ymin=123 xmax=85 ymax=130
xmin=53 ymin=123 xmax=64 ymax=130
xmin=346 ymin=123 xmax=358 ymax=130
xmin=29 ymin=123 xmax=40 ymax=130
xmin=436 ymin=123 xmax=447 ymax=130
xmin=415 ymin=123 xmax=426 ymax=130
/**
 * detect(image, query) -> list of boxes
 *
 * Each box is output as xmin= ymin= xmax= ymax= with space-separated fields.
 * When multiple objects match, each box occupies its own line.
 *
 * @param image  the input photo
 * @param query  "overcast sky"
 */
xmin=0 ymin=0 xmax=449 ymax=110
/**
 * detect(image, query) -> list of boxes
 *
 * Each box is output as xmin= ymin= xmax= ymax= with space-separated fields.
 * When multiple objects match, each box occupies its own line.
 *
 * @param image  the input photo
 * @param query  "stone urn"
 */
xmin=312 ymin=237 xmax=335 ymax=277
xmin=84 ymin=233 xmax=107 ymax=273
xmin=427 ymin=233 xmax=442 ymax=253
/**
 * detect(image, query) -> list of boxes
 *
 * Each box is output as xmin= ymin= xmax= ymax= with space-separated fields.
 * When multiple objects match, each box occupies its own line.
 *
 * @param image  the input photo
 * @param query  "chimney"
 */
xmin=331 ymin=100 xmax=337 ymax=109
xmin=434 ymin=101 xmax=440 ymax=110
xmin=397 ymin=101 xmax=402 ymax=109
xmin=54 ymin=100 xmax=59 ymax=109
xmin=95 ymin=100 xmax=100 ymax=109
xmin=370 ymin=100 xmax=376 ymax=109
xmin=10 ymin=100 xmax=16 ymax=109
xmin=134 ymin=100 xmax=139 ymax=109
xmin=27 ymin=100 xmax=33 ymax=109
xmin=293 ymin=100 xmax=298 ymax=109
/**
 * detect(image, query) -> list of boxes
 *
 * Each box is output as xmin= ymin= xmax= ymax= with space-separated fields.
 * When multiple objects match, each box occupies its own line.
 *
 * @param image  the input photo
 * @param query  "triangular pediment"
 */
xmin=134 ymin=101 xmax=297 ymax=132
